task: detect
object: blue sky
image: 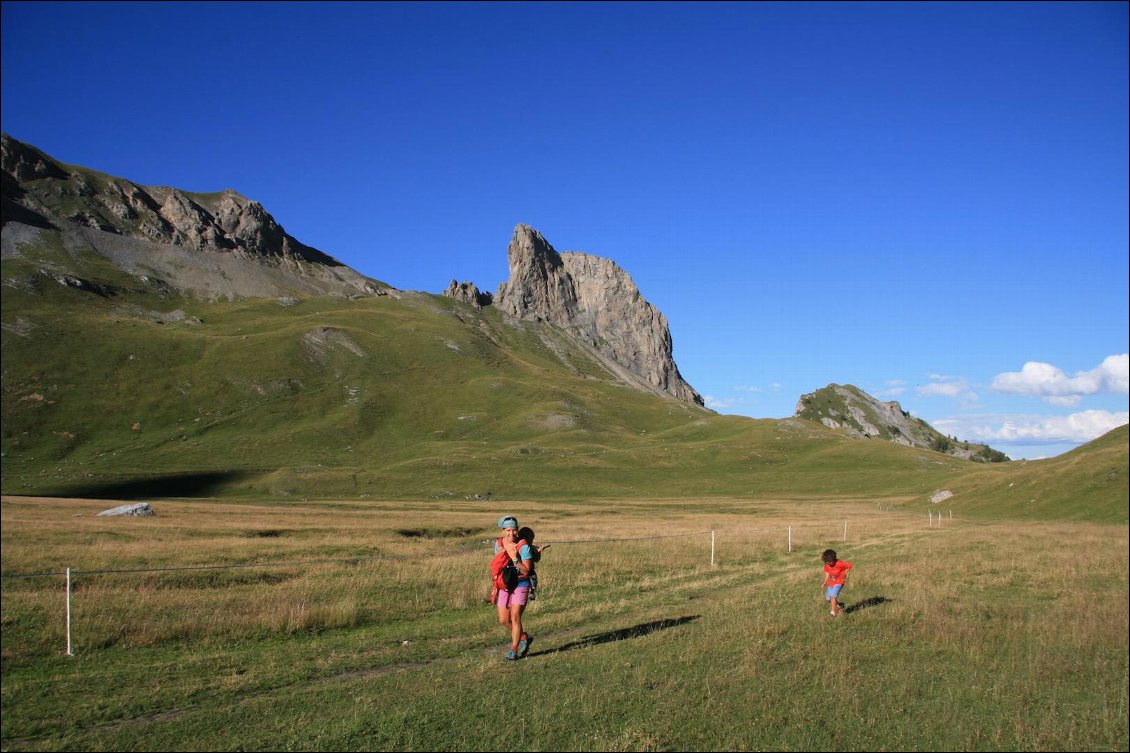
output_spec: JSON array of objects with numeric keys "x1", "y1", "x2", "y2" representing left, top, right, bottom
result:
[{"x1": 2, "y1": 1, "x2": 1127, "y2": 460}]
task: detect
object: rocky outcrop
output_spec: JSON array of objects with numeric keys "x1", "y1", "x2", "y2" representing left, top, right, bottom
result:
[
  {"x1": 302, "y1": 327, "x2": 366, "y2": 361},
  {"x1": 1, "y1": 133, "x2": 389, "y2": 299},
  {"x1": 493, "y1": 224, "x2": 703, "y2": 406},
  {"x1": 443, "y1": 279, "x2": 492, "y2": 308},
  {"x1": 795, "y1": 384, "x2": 1009, "y2": 462},
  {"x1": 96, "y1": 503, "x2": 156, "y2": 517}
]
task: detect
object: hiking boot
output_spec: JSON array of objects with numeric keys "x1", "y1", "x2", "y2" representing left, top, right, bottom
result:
[
  {"x1": 518, "y1": 634, "x2": 533, "y2": 657},
  {"x1": 504, "y1": 649, "x2": 519, "y2": 661}
]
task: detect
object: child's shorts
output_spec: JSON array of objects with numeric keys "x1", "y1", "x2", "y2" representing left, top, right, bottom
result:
[
  {"x1": 496, "y1": 586, "x2": 530, "y2": 607},
  {"x1": 825, "y1": 585, "x2": 843, "y2": 601}
]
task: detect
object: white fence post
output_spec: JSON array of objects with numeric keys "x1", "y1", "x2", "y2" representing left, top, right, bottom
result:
[
  {"x1": 66, "y1": 567, "x2": 73, "y2": 657},
  {"x1": 843, "y1": 520, "x2": 847, "y2": 541},
  {"x1": 788, "y1": 526, "x2": 792, "y2": 552},
  {"x1": 711, "y1": 530, "x2": 716, "y2": 567}
]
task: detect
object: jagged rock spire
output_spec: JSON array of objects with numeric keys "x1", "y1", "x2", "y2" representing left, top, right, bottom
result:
[{"x1": 494, "y1": 224, "x2": 704, "y2": 406}]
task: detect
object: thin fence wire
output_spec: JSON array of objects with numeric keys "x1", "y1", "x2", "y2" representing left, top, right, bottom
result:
[
  {"x1": 0, "y1": 556, "x2": 378, "y2": 580},
  {"x1": 541, "y1": 530, "x2": 712, "y2": 545}
]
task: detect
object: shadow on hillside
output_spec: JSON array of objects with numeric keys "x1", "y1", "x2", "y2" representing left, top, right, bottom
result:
[
  {"x1": 35, "y1": 470, "x2": 260, "y2": 500},
  {"x1": 528, "y1": 615, "x2": 700, "y2": 658},
  {"x1": 843, "y1": 596, "x2": 891, "y2": 614}
]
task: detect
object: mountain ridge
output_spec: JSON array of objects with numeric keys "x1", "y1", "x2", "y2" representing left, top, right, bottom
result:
[
  {"x1": 2, "y1": 133, "x2": 389, "y2": 300},
  {"x1": 4, "y1": 135, "x2": 1124, "y2": 521},
  {"x1": 3, "y1": 134, "x2": 702, "y2": 406}
]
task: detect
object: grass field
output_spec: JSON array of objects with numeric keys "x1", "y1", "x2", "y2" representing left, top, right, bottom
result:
[{"x1": 2, "y1": 495, "x2": 1126, "y2": 751}]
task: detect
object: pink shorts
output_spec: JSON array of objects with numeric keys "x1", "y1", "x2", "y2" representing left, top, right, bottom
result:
[{"x1": 496, "y1": 586, "x2": 529, "y2": 608}]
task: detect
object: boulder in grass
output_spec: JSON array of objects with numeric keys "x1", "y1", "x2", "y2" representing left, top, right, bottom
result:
[{"x1": 96, "y1": 502, "x2": 156, "y2": 517}]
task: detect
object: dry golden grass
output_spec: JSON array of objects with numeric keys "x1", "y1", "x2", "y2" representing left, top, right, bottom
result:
[
  {"x1": 2, "y1": 495, "x2": 1126, "y2": 751},
  {"x1": 0, "y1": 494, "x2": 989, "y2": 656}
]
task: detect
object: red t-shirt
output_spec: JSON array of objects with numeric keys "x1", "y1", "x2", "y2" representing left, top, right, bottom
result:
[{"x1": 824, "y1": 560, "x2": 853, "y2": 586}]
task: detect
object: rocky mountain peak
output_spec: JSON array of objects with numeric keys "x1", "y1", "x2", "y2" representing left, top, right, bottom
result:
[
  {"x1": 1, "y1": 134, "x2": 387, "y2": 299},
  {"x1": 495, "y1": 224, "x2": 580, "y2": 321},
  {"x1": 491, "y1": 224, "x2": 703, "y2": 407}
]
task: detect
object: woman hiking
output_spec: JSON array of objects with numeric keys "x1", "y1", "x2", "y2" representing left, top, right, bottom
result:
[{"x1": 492, "y1": 515, "x2": 535, "y2": 660}]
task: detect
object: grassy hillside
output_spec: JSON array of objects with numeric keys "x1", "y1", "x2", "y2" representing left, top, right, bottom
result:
[
  {"x1": 3, "y1": 235, "x2": 1127, "y2": 522},
  {"x1": 938, "y1": 424, "x2": 1129, "y2": 523}
]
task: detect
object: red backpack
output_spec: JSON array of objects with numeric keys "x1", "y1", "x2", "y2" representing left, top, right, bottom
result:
[{"x1": 490, "y1": 537, "x2": 527, "y2": 591}]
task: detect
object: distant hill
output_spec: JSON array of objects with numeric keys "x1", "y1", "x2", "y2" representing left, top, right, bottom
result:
[{"x1": 795, "y1": 383, "x2": 1009, "y2": 462}]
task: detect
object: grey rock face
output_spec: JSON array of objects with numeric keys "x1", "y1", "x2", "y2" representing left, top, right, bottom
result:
[
  {"x1": 0, "y1": 137, "x2": 69, "y2": 182},
  {"x1": 442, "y1": 279, "x2": 493, "y2": 308},
  {"x1": 494, "y1": 224, "x2": 703, "y2": 406},
  {"x1": 1, "y1": 133, "x2": 389, "y2": 300},
  {"x1": 494, "y1": 225, "x2": 581, "y2": 322}
]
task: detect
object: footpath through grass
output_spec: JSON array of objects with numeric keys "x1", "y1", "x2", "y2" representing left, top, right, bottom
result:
[{"x1": 1, "y1": 496, "x2": 1126, "y2": 751}]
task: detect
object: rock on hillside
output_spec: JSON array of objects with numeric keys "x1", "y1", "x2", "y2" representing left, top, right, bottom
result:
[
  {"x1": 795, "y1": 384, "x2": 1009, "y2": 462},
  {"x1": 491, "y1": 224, "x2": 703, "y2": 406},
  {"x1": 442, "y1": 279, "x2": 493, "y2": 309},
  {"x1": 1, "y1": 133, "x2": 388, "y2": 300}
]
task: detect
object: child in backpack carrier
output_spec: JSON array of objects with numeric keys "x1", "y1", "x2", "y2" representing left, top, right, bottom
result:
[
  {"x1": 517, "y1": 526, "x2": 549, "y2": 600},
  {"x1": 487, "y1": 525, "x2": 549, "y2": 604}
]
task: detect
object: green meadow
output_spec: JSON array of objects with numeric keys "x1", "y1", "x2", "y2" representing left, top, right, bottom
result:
[{"x1": 1, "y1": 495, "x2": 1126, "y2": 752}]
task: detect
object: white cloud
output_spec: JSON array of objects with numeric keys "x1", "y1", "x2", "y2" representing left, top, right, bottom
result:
[
  {"x1": 704, "y1": 395, "x2": 742, "y2": 410},
  {"x1": 917, "y1": 376, "x2": 977, "y2": 405},
  {"x1": 919, "y1": 382, "x2": 963, "y2": 397},
  {"x1": 735, "y1": 383, "x2": 781, "y2": 394},
  {"x1": 938, "y1": 410, "x2": 1129, "y2": 445},
  {"x1": 873, "y1": 380, "x2": 906, "y2": 398},
  {"x1": 991, "y1": 354, "x2": 1129, "y2": 403},
  {"x1": 1107, "y1": 354, "x2": 1130, "y2": 393}
]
